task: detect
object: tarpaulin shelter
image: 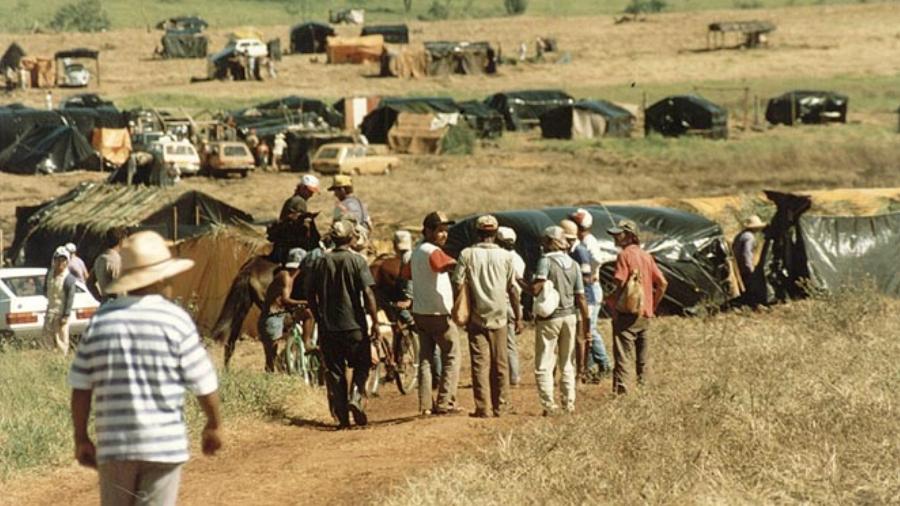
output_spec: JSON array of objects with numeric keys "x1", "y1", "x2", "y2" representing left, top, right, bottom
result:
[
  {"x1": 9, "y1": 182, "x2": 254, "y2": 269},
  {"x1": 379, "y1": 47, "x2": 428, "y2": 78},
  {"x1": 707, "y1": 20, "x2": 775, "y2": 49},
  {"x1": 744, "y1": 191, "x2": 900, "y2": 305},
  {"x1": 485, "y1": 89, "x2": 575, "y2": 131},
  {"x1": 161, "y1": 32, "x2": 208, "y2": 59},
  {"x1": 284, "y1": 131, "x2": 354, "y2": 170},
  {"x1": 765, "y1": 90, "x2": 848, "y2": 126},
  {"x1": 326, "y1": 35, "x2": 384, "y2": 64},
  {"x1": 540, "y1": 99, "x2": 635, "y2": 139},
  {"x1": 387, "y1": 112, "x2": 473, "y2": 155},
  {"x1": 0, "y1": 125, "x2": 99, "y2": 174},
  {"x1": 54, "y1": 48, "x2": 100, "y2": 86},
  {"x1": 458, "y1": 100, "x2": 504, "y2": 139},
  {"x1": 361, "y1": 24, "x2": 409, "y2": 44},
  {"x1": 1, "y1": 42, "x2": 26, "y2": 73},
  {"x1": 360, "y1": 97, "x2": 458, "y2": 144},
  {"x1": 234, "y1": 96, "x2": 344, "y2": 129},
  {"x1": 91, "y1": 128, "x2": 132, "y2": 166},
  {"x1": 0, "y1": 106, "x2": 127, "y2": 152},
  {"x1": 290, "y1": 22, "x2": 334, "y2": 54},
  {"x1": 644, "y1": 95, "x2": 728, "y2": 139},
  {"x1": 445, "y1": 205, "x2": 733, "y2": 315},
  {"x1": 18, "y1": 56, "x2": 55, "y2": 88},
  {"x1": 424, "y1": 41, "x2": 495, "y2": 76},
  {"x1": 156, "y1": 16, "x2": 208, "y2": 33}
]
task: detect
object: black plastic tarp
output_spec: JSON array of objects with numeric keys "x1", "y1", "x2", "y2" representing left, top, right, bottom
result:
[
  {"x1": 765, "y1": 90, "x2": 848, "y2": 126},
  {"x1": 484, "y1": 89, "x2": 575, "y2": 131},
  {"x1": 232, "y1": 96, "x2": 344, "y2": 130},
  {"x1": 445, "y1": 206, "x2": 733, "y2": 315},
  {"x1": 290, "y1": 22, "x2": 334, "y2": 53},
  {"x1": 0, "y1": 125, "x2": 99, "y2": 174},
  {"x1": 644, "y1": 95, "x2": 728, "y2": 139},
  {"x1": 156, "y1": 16, "x2": 208, "y2": 33},
  {"x1": 424, "y1": 41, "x2": 496, "y2": 76},
  {"x1": 540, "y1": 99, "x2": 634, "y2": 139},
  {"x1": 0, "y1": 105, "x2": 127, "y2": 153},
  {"x1": 161, "y1": 32, "x2": 208, "y2": 58},
  {"x1": 361, "y1": 24, "x2": 409, "y2": 44},
  {"x1": 1, "y1": 42, "x2": 25, "y2": 72},
  {"x1": 458, "y1": 100, "x2": 504, "y2": 139},
  {"x1": 360, "y1": 97, "x2": 459, "y2": 144}
]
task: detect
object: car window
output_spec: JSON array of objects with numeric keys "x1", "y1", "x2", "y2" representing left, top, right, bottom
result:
[
  {"x1": 224, "y1": 145, "x2": 249, "y2": 157},
  {"x1": 2, "y1": 275, "x2": 45, "y2": 297},
  {"x1": 317, "y1": 148, "x2": 339, "y2": 159}
]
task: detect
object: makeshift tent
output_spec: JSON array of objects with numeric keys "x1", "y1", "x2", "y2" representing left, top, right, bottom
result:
[
  {"x1": 161, "y1": 32, "x2": 208, "y2": 59},
  {"x1": 284, "y1": 131, "x2": 354, "y2": 170},
  {"x1": 485, "y1": 89, "x2": 575, "y2": 131},
  {"x1": 765, "y1": 90, "x2": 848, "y2": 126},
  {"x1": 644, "y1": 95, "x2": 728, "y2": 139},
  {"x1": 424, "y1": 41, "x2": 495, "y2": 76},
  {"x1": 445, "y1": 206, "x2": 733, "y2": 315},
  {"x1": 234, "y1": 96, "x2": 344, "y2": 129},
  {"x1": 540, "y1": 99, "x2": 635, "y2": 139},
  {"x1": 54, "y1": 48, "x2": 100, "y2": 86},
  {"x1": 387, "y1": 112, "x2": 473, "y2": 155},
  {"x1": 326, "y1": 35, "x2": 384, "y2": 64},
  {"x1": 61, "y1": 93, "x2": 113, "y2": 109},
  {"x1": 458, "y1": 100, "x2": 504, "y2": 139},
  {"x1": 91, "y1": 128, "x2": 132, "y2": 166},
  {"x1": 333, "y1": 96, "x2": 381, "y2": 130},
  {"x1": 156, "y1": 16, "x2": 208, "y2": 33},
  {"x1": 1, "y1": 42, "x2": 26, "y2": 73},
  {"x1": 361, "y1": 24, "x2": 409, "y2": 44},
  {"x1": 0, "y1": 105, "x2": 127, "y2": 151},
  {"x1": 18, "y1": 56, "x2": 55, "y2": 88},
  {"x1": 379, "y1": 47, "x2": 428, "y2": 78},
  {"x1": 707, "y1": 20, "x2": 775, "y2": 49},
  {"x1": 360, "y1": 97, "x2": 458, "y2": 144},
  {"x1": 744, "y1": 191, "x2": 900, "y2": 305},
  {"x1": 0, "y1": 125, "x2": 99, "y2": 174},
  {"x1": 9, "y1": 183, "x2": 254, "y2": 269},
  {"x1": 290, "y1": 22, "x2": 335, "y2": 53}
]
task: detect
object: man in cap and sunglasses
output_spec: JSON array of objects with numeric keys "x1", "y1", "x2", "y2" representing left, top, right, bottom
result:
[
  {"x1": 69, "y1": 231, "x2": 222, "y2": 505},
  {"x1": 452, "y1": 215, "x2": 523, "y2": 418},
  {"x1": 607, "y1": 220, "x2": 668, "y2": 394}
]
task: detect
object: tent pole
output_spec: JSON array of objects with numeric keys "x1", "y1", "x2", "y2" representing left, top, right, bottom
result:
[
  {"x1": 96, "y1": 54, "x2": 101, "y2": 86},
  {"x1": 194, "y1": 203, "x2": 200, "y2": 226},
  {"x1": 173, "y1": 206, "x2": 178, "y2": 241},
  {"x1": 742, "y1": 87, "x2": 749, "y2": 131},
  {"x1": 0, "y1": 230, "x2": 4, "y2": 266}
]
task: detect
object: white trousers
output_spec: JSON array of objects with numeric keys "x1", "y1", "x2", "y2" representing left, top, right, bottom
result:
[{"x1": 534, "y1": 314, "x2": 578, "y2": 412}]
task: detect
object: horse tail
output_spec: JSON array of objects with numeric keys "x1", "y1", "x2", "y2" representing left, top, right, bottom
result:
[{"x1": 212, "y1": 261, "x2": 255, "y2": 348}]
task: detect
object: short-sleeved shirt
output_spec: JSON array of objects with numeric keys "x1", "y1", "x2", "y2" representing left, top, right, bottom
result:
[
  {"x1": 92, "y1": 249, "x2": 121, "y2": 297},
  {"x1": 732, "y1": 230, "x2": 756, "y2": 276},
  {"x1": 306, "y1": 247, "x2": 375, "y2": 333},
  {"x1": 612, "y1": 244, "x2": 666, "y2": 318},
  {"x1": 452, "y1": 243, "x2": 514, "y2": 329},
  {"x1": 68, "y1": 295, "x2": 218, "y2": 464},
  {"x1": 568, "y1": 243, "x2": 595, "y2": 305},
  {"x1": 535, "y1": 251, "x2": 584, "y2": 319},
  {"x1": 279, "y1": 195, "x2": 308, "y2": 220},
  {"x1": 334, "y1": 195, "x2": 371, "y2": 230},
  {"x1": 68, "y1": 256, "x2": 89, "y2": 283},
  {"x1": 409, "y1": 242, "x2": 455, "y2": 315}
]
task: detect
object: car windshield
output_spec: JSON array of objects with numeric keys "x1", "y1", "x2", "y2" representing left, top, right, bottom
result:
[
  {"x1": 166, "y1": 144, "x2": 196, "y2": 156},
  {"x1": 224, "y1": 145, "x2": 248, "y2": 156},
  {"x1": 317, "y1": 148, "x2": 340, "y2": 159},
  {"x1": 2, "y1": 275, "x2": 45, "y2": 297}
]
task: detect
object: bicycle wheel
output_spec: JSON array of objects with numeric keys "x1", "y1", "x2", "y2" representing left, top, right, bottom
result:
[
  {"x1": 283, "y1": 326, "x2": 305, "y2": 378},
  {"x1": 305, "y1": 348, "x2": 325, "y2": 387},
  {"x1": 394, "y1": 330, "x2": 419, "y2": 395},
  {"x1": 366, "y1": 362, "x2": 385, "y2": 397}
]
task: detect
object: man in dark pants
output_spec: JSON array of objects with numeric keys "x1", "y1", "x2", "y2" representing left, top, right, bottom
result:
[{"x1": 306, "y1": 220, "x2": 379, "y2": 428}]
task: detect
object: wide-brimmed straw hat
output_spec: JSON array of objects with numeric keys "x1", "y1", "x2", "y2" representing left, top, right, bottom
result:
[
  {"x1": 106, "y1": 231, "x2": 194, "y2": 294},
  {"x1": 743, "y1": 215, "x2": 766, "y2": 230}
]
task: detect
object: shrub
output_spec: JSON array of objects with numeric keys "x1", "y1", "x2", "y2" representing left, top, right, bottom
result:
[
  {"x1": 624, "y1": 0, "x2": 668, "y2": 15},
  {"x1": 423, "y1": 1, "x2": 451, "y2": 20},
  {"x1": 49, "y1": 0, "x2": 110, "y2": 33},
  {"x1": 504, "y1": 0, "x2": 529, "y2": 15}
]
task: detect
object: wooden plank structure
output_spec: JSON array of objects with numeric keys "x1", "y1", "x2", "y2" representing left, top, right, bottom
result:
[{"x1": 707, "y1": 20, "x2": 775, "y2": 50}]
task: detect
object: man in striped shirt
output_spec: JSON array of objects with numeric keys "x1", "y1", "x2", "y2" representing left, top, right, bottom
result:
[{"x1": 69, "y1": 231, "x2": 222, "y2": 506}]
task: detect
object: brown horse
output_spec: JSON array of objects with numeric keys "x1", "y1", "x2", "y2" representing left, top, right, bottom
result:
[{"x1": 212, "y1": 216, "x2": 320, "y2": 368}]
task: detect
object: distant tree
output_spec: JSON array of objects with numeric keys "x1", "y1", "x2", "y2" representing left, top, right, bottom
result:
[
  {"x1": 504, "y1": 0, "x2": 528, "y2": 15},
  {"x1": 49, "y1": 0, "x2": 110, "y2": 32}
]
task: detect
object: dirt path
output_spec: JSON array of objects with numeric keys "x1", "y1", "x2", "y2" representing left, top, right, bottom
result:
[{"x1": 2, "y1": 346, "x2": 613, "y2": 506}]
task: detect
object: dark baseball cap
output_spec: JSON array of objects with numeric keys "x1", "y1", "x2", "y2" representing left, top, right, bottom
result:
[
  {"x1": 607, "y1": 219, "x2": 640, "y2": 237},
  {"x1": 423, "y1": 211, "x2": 455, "y2": 229}
]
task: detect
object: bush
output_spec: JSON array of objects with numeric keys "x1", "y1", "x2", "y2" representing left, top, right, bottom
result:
[
  {"x1": 624, "y1": 0, "x2": 667, "y2": 15},
  {"x1": 504, "y1": 0, "x2": 528, "y2": 15},
  {"x1": 49, "y1": 0, "x2": 110, "y2": 33},
  {"x1": 422, "y1": 1, "x2": 451, "y2": 20}
]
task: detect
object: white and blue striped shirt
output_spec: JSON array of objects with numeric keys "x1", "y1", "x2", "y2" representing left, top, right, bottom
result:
[{"x1": 68, "y1": 295, "x2": 218, "y2": 464}]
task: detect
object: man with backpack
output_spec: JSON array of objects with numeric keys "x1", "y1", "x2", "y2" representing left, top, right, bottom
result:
[{"x1": 607, "y1": 219, "x2": 668, "y2": 395}]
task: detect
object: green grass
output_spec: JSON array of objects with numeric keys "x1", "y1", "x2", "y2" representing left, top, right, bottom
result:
[
  {"x1": 0, "y1": 349, "x2": 322, "y2": 482},
  {"x1": 0, "y1": 0, "x2": 888, "y2": 33}
]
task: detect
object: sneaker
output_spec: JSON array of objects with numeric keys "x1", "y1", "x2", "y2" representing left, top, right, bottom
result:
[
  {"x1": 542, "y1": 408, "x2": 562, "y2": 417},
  {"x1": 469, "y1": 410, "x2": 491, "y2": 419},
  {"x1": 420, "y1": 409, "x2": 432, "y2": 416},
  {"x1": 348, "y1": 402, "x2": 368, "y2": 426},
  {"x1": 433, "y1": 406, "x2": 463, "y2": 416}
]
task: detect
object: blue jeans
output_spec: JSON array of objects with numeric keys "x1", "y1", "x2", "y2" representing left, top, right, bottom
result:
[
  {"x1": 585, "y1": 283, "x2": 611, "y2": 372},
  {"x1": 507, "y1": 305, "x2": 520, "y2": 384}
]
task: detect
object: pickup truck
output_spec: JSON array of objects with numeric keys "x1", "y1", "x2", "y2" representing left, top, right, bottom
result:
[{"x1": 310, "y1": 143, "x2": 398, "y2": 176}]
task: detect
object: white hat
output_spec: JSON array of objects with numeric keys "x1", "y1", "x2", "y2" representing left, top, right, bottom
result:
[
  {"x1": 497, "y1": 226, "x2": 517, "y2": 243},
  {"x1": 743, "y1": 215, "x2": 766, "y2": 230},
  {"x1": 105, "y1": 231, "x2": 194, "y2": 294},
  {"x1": 64, "y1": 242, "x2": 77, "y2": 254},
  {"x1": 393, "y1": 230, "x2": 412, "y2": 251},
  {"x1": 570, "y1": 208, "x2": 593, "y2": 230},
  {"x1": 53, "y1": 246, "x2": 70, "y2": 261},
  {"x1": 300, "y1": 174, "x2": 320, "y2": 192},
  {"x1": 285, "y1": 248, "x2": 307, "y2": 269}
]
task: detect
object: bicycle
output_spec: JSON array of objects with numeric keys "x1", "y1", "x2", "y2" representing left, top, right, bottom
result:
[
  {"x1": 278, "y1": 311, "x2": 324, "y2": 387},
  {"x1": 366, "y1": 313, "x2": 419, "y2": 397}
]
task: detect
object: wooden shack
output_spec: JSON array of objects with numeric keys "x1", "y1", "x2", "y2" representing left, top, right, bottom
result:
[{"x1": 707, "y1": 20, "x2": 775, "y2": 49}]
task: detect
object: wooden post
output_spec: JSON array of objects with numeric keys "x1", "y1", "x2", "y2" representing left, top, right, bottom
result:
[
  {"x1": 790, "y1": 92, "x2": 796, "y2": 126},
  {"x1": 742, "y1": 87, "x2": 749, "y2": 131},
  {"x1": 754, "y1": 95, "x2": 760, "y2": 128},
  {"x1": 95, "y1": 54, "x2": 101, "y2": 87},
  {"x1": 194, "y1": 203, "x2": 200, "y2": 226},
  {"x1": 172, "y1": 206, "x2": 178, "y2": 241}
]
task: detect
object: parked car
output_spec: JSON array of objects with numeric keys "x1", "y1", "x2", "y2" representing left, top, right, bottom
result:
[
  {"x1": 149, "y1": 137, "x2": 201, "y2": 176},
  {"x1": 311, "y1": 143, "x2": 398, "y2": 175},
  {"x1": 0, "y1": 268, "x2": 99, "y2": 347},
  {"x1": 61, "y1": 63, "x2": 91, "y2": 87},
  {"x1": 203, "y1": 141, "x2": 255, "y2": 178},
  {"x1": 228, "y1": 38, "x2": 268, "y2": 57}
]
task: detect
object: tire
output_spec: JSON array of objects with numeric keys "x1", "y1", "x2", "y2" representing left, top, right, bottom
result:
[
  {"x1": 394, "y1": 329, "x2": 419, "y2": 395},
  {"x1": 305, "y1": 348, "x2": 325, "y2": 387},
  {"x1": 366, "y1": 362, "x2": 385, "y2": 397},
  {"x1": 283, "y1": 331, "x2": 305, "y2": 377},
  {"x1": 240, "y1": 169, "x2": 249, "y2": 178}
]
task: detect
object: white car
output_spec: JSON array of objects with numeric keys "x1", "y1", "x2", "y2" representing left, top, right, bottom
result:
[
  {"x1": 0, "y1": 268, "x2": 99, "y2": 347},
  {"x1": 227, "y1": 38, "x2": 268, "y2": 57},
  {"x1": 62, "y1": 63, "x2": 91, "y2": 87},
  {"x1": 149, "y1": 138, "x2": 202, "y2": 176}
]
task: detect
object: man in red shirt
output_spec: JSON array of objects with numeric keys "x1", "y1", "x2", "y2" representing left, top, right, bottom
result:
[{"x1": 607, "y1": 219, "x2": 668, "y2": 394}]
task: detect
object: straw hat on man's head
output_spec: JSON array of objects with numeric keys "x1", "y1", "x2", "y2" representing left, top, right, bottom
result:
[
  {"x1": 743, "y1": 215, "x2": 766, "y2": 231},
  {"x1": 106, "y1": 231, "x2": 194, "y2": 294}
]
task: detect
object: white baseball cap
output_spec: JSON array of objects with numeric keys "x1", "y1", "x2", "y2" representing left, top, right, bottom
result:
[
  {"x1": 300, "y1": 174, "x2": 320, "y2": 192},
  {"x1": 497, "y1": 226, "x2": 517, "y2": 243}
]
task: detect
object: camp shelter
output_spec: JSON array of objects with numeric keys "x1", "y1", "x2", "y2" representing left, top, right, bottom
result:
[
  {"x1": 445, "y1": 206, "x2": 733, "y2": 315},
  {"x1": 326, "y1": 35, "x2": 384, "y2": 64},
  {"x1": 0, "y1": 125, "x2": 99, "y2": 174},
  {"x1": 290, "y1": 22, "x2": 335, "y2": 53},
  {"x1": 91, "y1": 128, "x2": 132, "y2": 166},
  {"x1": 424, "y1": 41, "x2": 496, "y2": 76},
  {"x1": 1, "y1": 42, "x2": 25, "y2": 73},
  {"x1": 707, "y1": 20, "x2": 775, "y2": 49},
  {"x1": 540, "y1": 99, "x2": 635, "y2": 139},
  {"x1": 765, "y1": 90, "x2": 848, "y2": 126},
  {"x1": 54, "y1": 48, "x2": 100, "y2": 86},
  {"x1": 18, "y1": 56, "x2": 55, "y2": 88},
  {"x1": 379, "y1": 47, "x2": 428, "y2": 78},
  {"x1": 484, "y1": 89, "x2": 575, "y2": 131},
  {"x1": 458, "y1": 100, "x2": 504, "y2": 139},
  {"x1": 361, "y1": 24, "x2": 409, "y2": 44},
  {"x1": 156, "y1": 16, "x2": 208, "y2": 33},
  {"x1": 161, "y1": 32, "x2": 208, "y2": 59},
  {"x1": 284, "y1": 131, "x2": 354, "y2": 170},
  {"x1": 333, "y1": 96, "x2": 381, "y2": 130},
  {"x1": 9, "y1": 183, "x2": 254, "y2": 269},
  {"x1": 387, "y1": 111, "x2": 473, "y2": 155},
  {"x1": 236, "y1": 96, "x2": 344, "y2": 129},
  {"x1": 644, "y1": 95, "x2": 728, "y2": 139},
  {"x1": 360, "y1": 97, "x2": 459, "y2": 144}
]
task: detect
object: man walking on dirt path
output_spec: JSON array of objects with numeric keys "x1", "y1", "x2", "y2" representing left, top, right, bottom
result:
[
  {"x1": 531, "y1": 226, "x2": 590, "y2": 416},
  {"x1": 329, "y1": 175, "x2": 372, "y2": 232},
  {"x1": 453, "y1": 215, "x2": 522, "y2": 418},
  {"x1": 607, "y1": 219, "x2": 668, "y2": 395},
  {"x1": 44, "y1": 246, "x2": 76, "y2": 355},
  {"x1": 497, "y1": 226, "x2": 526, "y2": 387},
  {"x1": 408, "y1": 211, "x2": 462, "y2": 416},
  {"x1": 305, "y1": 220, "x2": 379, "y2": 428},
  {"x1": 69, "y1": 231, "x2": 222, "y2": 506},
  {"x1": 259, "y1": 248, "x2": 307, "y2": 372}
]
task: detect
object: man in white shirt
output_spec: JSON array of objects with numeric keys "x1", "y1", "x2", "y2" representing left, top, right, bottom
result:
[{"x1": 496, "y1": 226, "x2": 525, "y2": 387}]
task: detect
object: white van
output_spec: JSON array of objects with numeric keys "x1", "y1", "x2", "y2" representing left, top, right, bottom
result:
[{"x1": 149, "y1": 138, "x2": 201, "y2": 176}]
